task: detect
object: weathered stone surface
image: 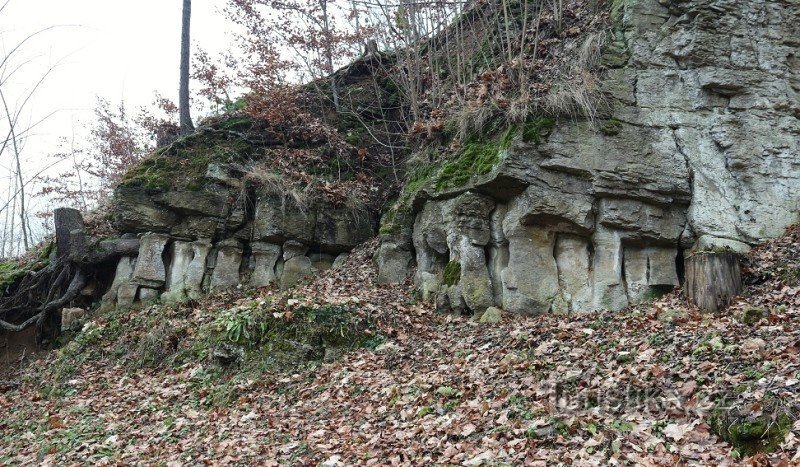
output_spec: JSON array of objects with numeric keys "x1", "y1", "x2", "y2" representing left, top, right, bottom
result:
[
  {"x1": 376, "y1": 233, "x2": 414, "y2": 284},
  {"x1": 100, "y1": 256, "x2": 136, "y2": 312},
  {"x1": 598, "y1": 199, "x2": 685, "y2": 243},
  {"x1": 591, "y1": 228, "x2": 628, "y2": 311},
  {"x1": 210, "y1": 239, "x2": 243, "y2": 291},
  {"x1": 162, "y1": 241, "x2": 194, "y2": 303},
  {"x1": 511, "y1": 182, "x2": 594, "y2": 234},
  {"x1": 501, "y1": 225, "x2": 559, "y2": 314},
  {"x1": 479, "y1": 306, "x2": 503, "y2": 324},
  {"x1": 412, "y1": 201, "x2": 448, "y2": 288},
  {"x1": 309, "y1": 253, "x2": 336, "y2": 272},
  {"x1": 171, "y1": 217, "x2": 223, "y2": 239},
  {"x1": 138, "y1": 287, "x2": 160, "y2": 305},
  {"x1": 281, "y1": 255, "x2": 312, "y2": 289},
  {"x1": 154, "y1": 191, "x2": 230, "y2": 218},
  {"x1": 488, "y1": 204, "x2": 509, "y2": 306},
  {"x1": 250, "y1": 242, "x2": 281, "y2": 287},
  {"x1": 454, "y1": 238, "x2": 494, "y2": 314},
  {"x1": 283, "y1": 240, "x2": 309, "y2": 261},
  {"x1": 315, "y1": 208, "x2": 375, "y2": 252},
  {"x1": 116, "y1": 283, "x2": 138, "y2": 312},
  {"x1": 112, "y1": 187, "x2": 179, "y2": 233},
  {"x1": 132, "y1": 233, "x2": 170, "y2": 288},
  {"x1": 205, "y1": 163, "x2": 242, "y2": 188},
  {"x1": 185, "y1": 239, "x2": 212, "y2": 300},
  {"x1": 331, "y1": 253, "x2": 349, "y2": 270},
  {"x1": 623, "y1": 246, "x2": 679, "y2": 303},
  {"x1": 554, "y1": 235, "x2": 593, "y2": 313},
  {"x1": 253, "y1": 195, "x2": 315, "y2": 244},
  {"x1": 695, "y1": 235, "x2": 751, "y2": 254}
]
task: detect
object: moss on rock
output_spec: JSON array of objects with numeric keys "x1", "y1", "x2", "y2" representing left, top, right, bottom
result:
[
  {"x1": 119, "y1": 129, "x2": 257, "y2": 192},
  {"x1": 710, "y1": 408, "x2": 792, "y2": 456},
  {"x1": 522, "y1": 117, "x2": 556, "y2": 144},
  {"x1": 435, "y1": 141, "x2": 501, "y2": 191},
  {"x1": 443, "y1": 261, "x2": 462, "y2": 286}
]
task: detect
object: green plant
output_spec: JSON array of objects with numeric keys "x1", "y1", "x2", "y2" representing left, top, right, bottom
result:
[
  {"x1": 522, "y1": 117, "x2": 556, "y2": 144},
  {"x1": 443, "y1": 261, "x2": 462, "y2": 286},
  {"x1": 599, "y1": 118, "x2": 623, "y2": 136}
]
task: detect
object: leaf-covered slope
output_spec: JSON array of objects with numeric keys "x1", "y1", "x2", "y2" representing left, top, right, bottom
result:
[{"x1": 2, "y1": 226, "x2": 799, "y2": 464}]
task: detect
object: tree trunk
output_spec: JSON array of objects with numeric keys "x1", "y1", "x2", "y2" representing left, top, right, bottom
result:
[
  {"x1": 321, "y1": 0, "x2": 340, "y2": 112},
  {"x1": 685, "y1": 252, "x2": 743, "y2": 311},
  {"x1": 179, "y1": 0, "x2": 194, "y2": 134}
]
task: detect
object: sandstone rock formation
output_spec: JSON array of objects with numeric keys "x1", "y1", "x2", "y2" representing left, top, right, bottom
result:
[{"x1": 378, "y1": 0, "x2": 800, "y2": 315}]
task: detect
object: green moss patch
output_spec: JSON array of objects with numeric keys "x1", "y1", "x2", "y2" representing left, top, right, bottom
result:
[
  {"x1": 710, "y1": 408, "x2": 792, "y2": 456},
  {"x1": 522, "y1": 117, "x2": 556, "y2": 144},
  {"x1": 443, "y1": 261, "x2": 462, "y2": 286},
  {"x1": 599, "y1": 118, "x2": 623, "y2": 136},
  {"x1": 435, "y1": 141, "x2": 501, "y2": 191},
  {"x1": 119, "y1": 129, "x2": 257, "y2": 192},
  {"x1": 0, "y1": 261, "x2": 27, "y2": 289}
]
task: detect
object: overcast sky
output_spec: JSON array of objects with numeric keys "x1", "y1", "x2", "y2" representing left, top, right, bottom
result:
[
  {"x1": 0, "y1": 0, "x2": 232, "y2": 246},
  {"x1": 2, "y1": 0, "x2": 230, "y2": 148}
]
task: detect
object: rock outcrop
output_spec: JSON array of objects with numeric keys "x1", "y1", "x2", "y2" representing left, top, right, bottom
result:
[
  {"x1": 105, "y1": 149, "x2": 377, "y2": 310},
  {"x1": 378, "y1": 0, "x2": 800, "y2": 315}
]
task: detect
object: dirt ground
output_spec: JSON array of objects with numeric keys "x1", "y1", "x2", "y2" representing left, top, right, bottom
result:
[{"x1": 0, "y1": 327, "x2": 37, "y2": 379}]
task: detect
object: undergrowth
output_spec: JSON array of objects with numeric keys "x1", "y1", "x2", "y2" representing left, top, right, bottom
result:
[{"x1": 32, "y1": 292, "x2": 378, "y2": 402}]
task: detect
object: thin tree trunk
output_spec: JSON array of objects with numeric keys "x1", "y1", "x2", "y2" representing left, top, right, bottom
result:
[
  {"x1": 0, "y1": 89, "x2": 28, "y2": 251},
  {"x1": 179, "y1": 0, "x2": 194, "y2": 134},
  {"x1": 321, "y1": 0, "x2": 340, "y2": 112}
]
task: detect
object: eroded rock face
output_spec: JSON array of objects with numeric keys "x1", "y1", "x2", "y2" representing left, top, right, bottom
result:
[
  {"x1": 100, "y1": 256, "x2": 136, "y2": 312},
  {"x1": 210, "y1": 239, "x2": 244, "y2": 291},
  {"x1": 131, "y1": 233, "x2": 169, "y2": 288},
  {"x1": 379, "y1": 0, "x2": 800, "y2": 314},
  {"x1": 102, "y1": 233, "x2": 321, "y2": 310},
  {"x1": 250, "y1": 242, "x2": 282, "y2": 287}
]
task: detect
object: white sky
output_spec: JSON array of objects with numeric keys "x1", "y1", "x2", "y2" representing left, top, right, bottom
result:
[
  {"x1": 2, "y1": 0, "x2": 231, "y2": 149},
  {"x1": 0, "y1": 0, "x2": 232, "y2": 249}
]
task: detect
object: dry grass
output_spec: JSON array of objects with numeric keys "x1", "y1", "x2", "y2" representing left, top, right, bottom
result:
[
  {"x1": 243, "y1": 162, "x2": 311, "y2": 213},
  {"x1": 454, "y1": 103, "x2": 497, "y2": 141},
  {"x1": 544, "y1": 31, "x2": 606, "y2": 122}
]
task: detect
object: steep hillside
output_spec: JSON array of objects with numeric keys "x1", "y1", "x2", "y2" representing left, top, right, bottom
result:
[
  {"x1": 2, "y1": 226, "x2": 799, "y2": 464},
  {"x1": 1, "y1": 0, "x2": 799, "y2": 463}
]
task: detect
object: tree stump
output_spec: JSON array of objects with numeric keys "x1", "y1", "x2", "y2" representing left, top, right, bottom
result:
[
  {"x1": 685, "y1": 251, "x2": 743, "y2": 311},
  {"x1": 54, "y1": 207, "x2": 86, "y2": 264}
]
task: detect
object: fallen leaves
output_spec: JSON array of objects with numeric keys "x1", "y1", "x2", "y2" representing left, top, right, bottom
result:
[{"x1": 1, "y1": 228, "x2": 800, "y2": 465}]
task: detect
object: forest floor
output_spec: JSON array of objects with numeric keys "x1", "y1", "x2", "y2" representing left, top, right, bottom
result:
[{"x1": 1, "y1": 229, "x2": 800, "y2": 465}]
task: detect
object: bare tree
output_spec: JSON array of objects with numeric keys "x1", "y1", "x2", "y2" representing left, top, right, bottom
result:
[
  {"x1": 0, "y1": 1, "x2": 65, "y2": 256},
  {"x1": 179, "y1": 0, "x2": 194, "y2": 134}
]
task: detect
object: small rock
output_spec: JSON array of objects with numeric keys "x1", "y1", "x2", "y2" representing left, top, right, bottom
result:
[
  {"x1": 740, "y1": 306, "x2": 765, "y2": 325},
  {"x1": 375, "y1": 341, "x2": 401, "y2": 353},
  {"x1": 61, "y1": 307, "x2": 86, "y2": 329},
  {"x1": 741, "y1": 338, "x2": 766, "y2": 354},
  {"x1": 658, "y1": 309, "x2": 688, "y2": 323},
  {"x1": 479, "y1": 307, "x2": 503, "y2": 324}
]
